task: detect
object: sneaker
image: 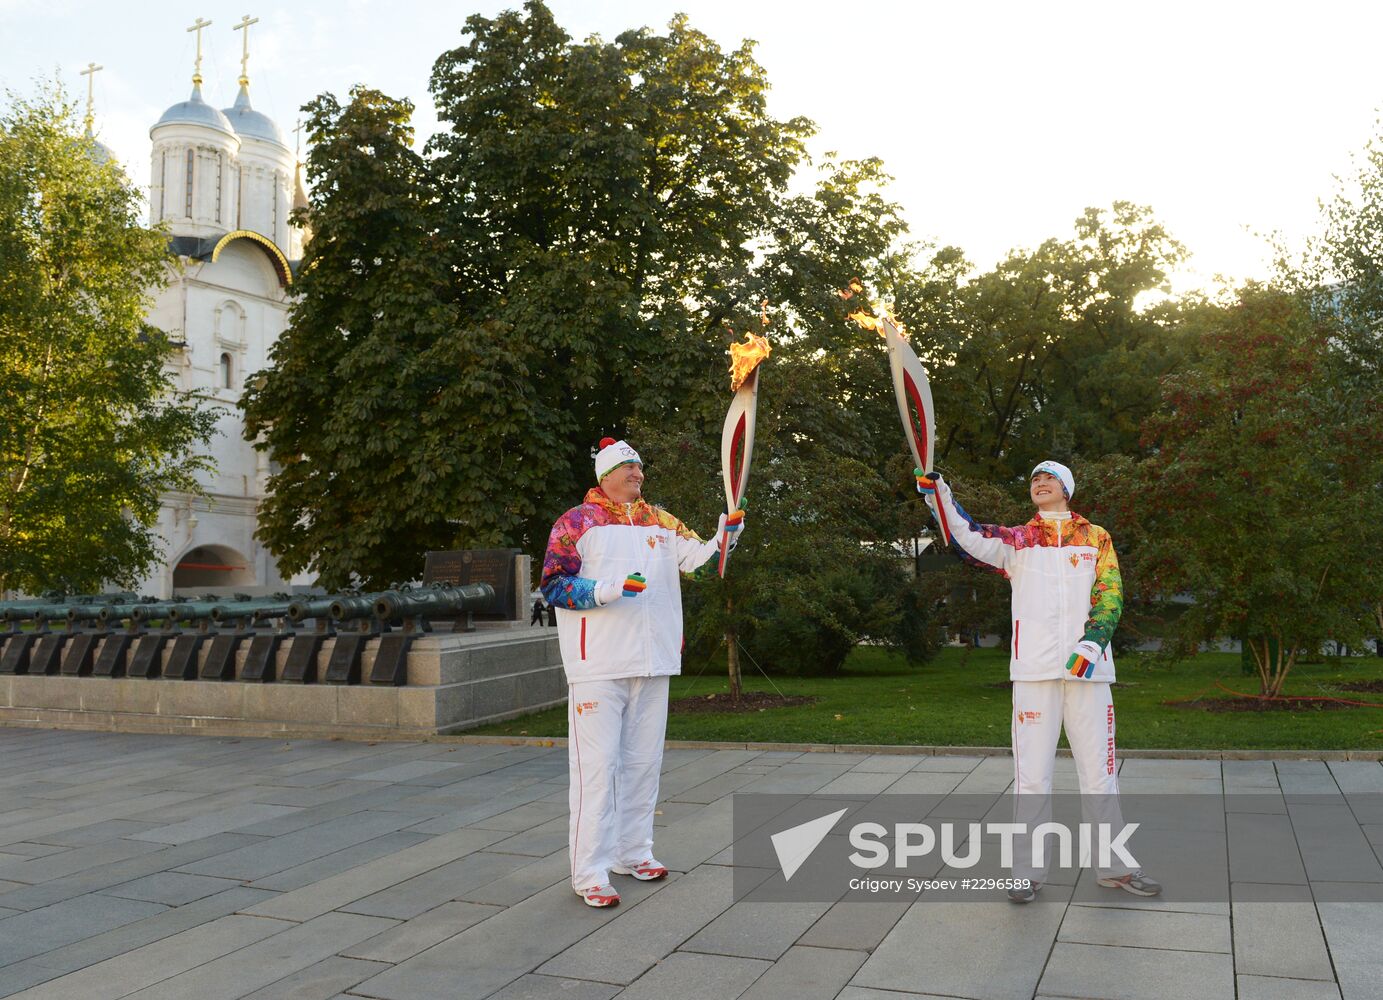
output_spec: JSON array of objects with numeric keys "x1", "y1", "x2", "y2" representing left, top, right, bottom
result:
[
  {"x1": 1098, "y1": 870, "x2": 1162, "y2": 896},
  {"x1": 611, "y1": 859, "x2": 669, "y2": 881},
  {"x1": 1008, "y1": 880, "x2": 1042, "y2": 903},
  {"x1": 576, "y1": 884, "x2": 620, "y2": 907}
]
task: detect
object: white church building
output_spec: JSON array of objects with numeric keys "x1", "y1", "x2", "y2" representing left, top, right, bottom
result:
[{"x1": 126, "y1": 21, "x2": 309, "y2": 598}]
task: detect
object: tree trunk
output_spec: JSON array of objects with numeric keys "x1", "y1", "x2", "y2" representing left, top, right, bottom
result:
[{"x1": 725, "y1": 596, "x2": 741, "y2": 703}]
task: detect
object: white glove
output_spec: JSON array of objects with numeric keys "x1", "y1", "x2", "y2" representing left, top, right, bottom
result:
[
  {"x1": 1066, "y1": 639, "x2": 1103, "y2": 678},
  {"x1": 595, "y1": 573, "x2": 648, "y2": 606}
]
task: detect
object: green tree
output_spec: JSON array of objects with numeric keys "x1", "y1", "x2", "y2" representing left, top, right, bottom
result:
[
  {"x1": 246, "y1": 2, "x2": 820, "y2": 587},
  {"x1": 899, "y1": 202, "x2": 1190, "y2": 484},
  {"x1": 1127, "y1": 287, "x2": 1378, "y2": 695},
  {"x1": 0, "y1": 83, "x2": 215, "y2": 595},
  {"x1": 1292, "y1": 121, "x2": 1383, "y2": 653},
  {"x1": 241, "y1": 86, "x2": 468, "y2": 588},
  {"x1": 631, "y1": 156, "x2": 939, "y2": 682}
]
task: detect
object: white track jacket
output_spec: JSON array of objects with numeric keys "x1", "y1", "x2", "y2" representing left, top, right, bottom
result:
[
  {"x1": 928, "y1": 478, "x2": 1125, "y2": 683},
  {"x1": 541, "y1": 488, "x2": 723, "y2": 684}
]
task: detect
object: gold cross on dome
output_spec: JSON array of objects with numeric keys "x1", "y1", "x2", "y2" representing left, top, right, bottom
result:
[
  {"x1": 79, "y1": 61, "x2": 103, "y2": 132},
  {"x1": 233, "y1": 14, "x2": 259, "y2": 87},
  {"x1": 185, "y1": 17, "x2": 212, "y2": 85}
]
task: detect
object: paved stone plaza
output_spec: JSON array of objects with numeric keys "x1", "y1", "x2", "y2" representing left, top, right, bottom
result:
[{"x1": 1, "y1": 727, "x2": 1380, "y2": 999}]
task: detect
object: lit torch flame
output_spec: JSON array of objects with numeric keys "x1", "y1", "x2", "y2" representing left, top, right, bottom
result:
[
  {"x1": 847, "y1": 307, "x2": 909, "y2": 342},
  {"x1": 728, "y1": 331, "x2": 771, "y2": 391}
]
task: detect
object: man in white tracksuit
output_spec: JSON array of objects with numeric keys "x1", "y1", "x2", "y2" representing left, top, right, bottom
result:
[
  {"x1": 542, "y1": 438, "x2": 743, "y2": 907},
  {"x1": 916, "y1": 461, "x2": 1160, "y2": 901}
]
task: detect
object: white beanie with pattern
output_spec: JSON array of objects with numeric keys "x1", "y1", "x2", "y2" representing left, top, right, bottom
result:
[{"x1": 595, "y1": 437, "x2": 642, "y2": 481}]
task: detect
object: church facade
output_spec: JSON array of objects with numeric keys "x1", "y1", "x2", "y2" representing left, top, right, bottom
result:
[{"x1": 130, "y1": 48, "x2": 309, "y2": 598}]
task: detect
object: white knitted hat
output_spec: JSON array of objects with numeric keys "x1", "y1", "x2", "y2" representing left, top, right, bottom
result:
[
  {"x1": 595, "y1": 438, "x2": 642, "y2": 481},
  {"x1": 1031, "y1": 460, "x2": 1075, "y2": 500}
]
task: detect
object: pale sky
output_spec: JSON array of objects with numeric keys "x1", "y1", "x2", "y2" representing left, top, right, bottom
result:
[{"x1": 4, "y1": 0, "x2": 1381, "y2": 292}]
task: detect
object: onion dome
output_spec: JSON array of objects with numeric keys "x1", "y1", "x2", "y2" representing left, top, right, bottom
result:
[
  {"x1": 155, "y1": 82, "x2": 235, "y2": 137},
  {"x1": 222, "y1": 83, "x2": 288, "y2": 149}
]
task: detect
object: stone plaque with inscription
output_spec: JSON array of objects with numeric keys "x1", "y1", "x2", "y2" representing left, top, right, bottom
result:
[{"x1": 423, "y1": 548, "x2": 521, "y2": 620}]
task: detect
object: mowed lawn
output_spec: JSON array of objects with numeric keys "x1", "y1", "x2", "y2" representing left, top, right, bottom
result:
[{"x1": 470, "y1": 647, "x2": 1383, "y2": 750}]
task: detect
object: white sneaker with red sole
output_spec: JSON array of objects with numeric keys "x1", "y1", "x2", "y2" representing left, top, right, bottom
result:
[
  {"x1": 611, "y1": 859, "x2": 669, "y2": 881},
  {"x1": 576, "y1": 884, "x2": 620, "y2": 907}
]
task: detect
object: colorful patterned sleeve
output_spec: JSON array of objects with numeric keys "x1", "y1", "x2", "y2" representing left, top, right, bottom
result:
[
  {"x1": 1080, "y1": 528, "x2": 1124, "y2": 651},
  {"x1": 934, "y1": 478, "x2": 1019, "y2": 579},
  {"x1": 540, "y1": 508, "x2": 600, "y2": 610}
]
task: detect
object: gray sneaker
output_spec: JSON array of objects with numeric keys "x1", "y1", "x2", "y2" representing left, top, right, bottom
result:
[
  {"x1": 1098, "y1": 870, "x2": 1162, "y2": 896},
  {"x1": 1007, "y1": 880, "x2": 1041, "y2": 903}
]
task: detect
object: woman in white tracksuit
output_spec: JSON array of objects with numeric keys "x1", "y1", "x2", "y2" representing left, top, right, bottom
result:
[
  {"x1": 541, "y1": 438, "x2": 742, "y2": 907},
  {"x1": 916, "y1": 460, "x2": 1160, "y2": 900}
]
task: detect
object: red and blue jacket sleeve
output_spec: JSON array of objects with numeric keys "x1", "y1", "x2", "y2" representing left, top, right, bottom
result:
[
  {"x1": 930, "y1": 478, "x2": 1018, "y2": 578},
  {"x1": 540, "y1": 508, "x2": 601, "y2": 610}
]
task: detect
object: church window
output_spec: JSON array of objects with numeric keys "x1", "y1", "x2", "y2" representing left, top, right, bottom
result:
[
  {"x1": 219, "y1": 352, "x2": 233, "y2": 389},
  {"x1": 185, "y1": 148, "x2": 194, "y2": 217}
]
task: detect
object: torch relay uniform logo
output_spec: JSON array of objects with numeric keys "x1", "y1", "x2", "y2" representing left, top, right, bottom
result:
[{"x1": 768, "y1": 808, "x2": 1139, "y2": 882}]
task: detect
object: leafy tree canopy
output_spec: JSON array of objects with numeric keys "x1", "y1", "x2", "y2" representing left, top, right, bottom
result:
[{"x1": 0, "y1": 82, "x2": 215, "y2": 595}]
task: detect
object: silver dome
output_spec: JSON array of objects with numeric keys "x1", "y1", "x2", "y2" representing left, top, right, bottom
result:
[
  {"x1": 222, "y1": 85, "x2": 288, "y2": 149},
  {"x1": 154, "y1": 83, "x2": 236, "y2": 137}
]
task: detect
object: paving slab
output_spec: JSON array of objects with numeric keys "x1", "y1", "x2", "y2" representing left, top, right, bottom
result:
[
  {"x1": 855, "y1": 896, "x2": 1067, "y2": 1000},
  {"x1": 177, "y1": 807, "x2": 420, "y2": 880},
  {"x1": 116, "y1": 910, "x2": 398, "y2": 1000},
  {"x1": 245, "y1": 825, "x2": 510, "y2": 922},
  {"x1": 0, "y1": 892, "x2": 167, "y2": 968},
  {"x1": 616, "y1": 950, "x2": 771, "y2": 1000},
  {"x1": 342, "y1": 900, "x2": 503, "y2": 963},
  {"x1": 239, "y1": 956, "x2": 391, "y2": 999},
  {"x1": 538, "y1": 865, "x2": 738, "y2": 984},
  {"x1": 129, "y1": 802, "x2": 301, "y2": 845},
  {"x1": 2, "y1": 913, "x2": 286, "y2": 1000},
  {"x1": 1057, "y1": 903, "x2": 1231, "y2": 953},
  {"x1": 481, "y1": 974, "x2": 620, "y2": 1000},
  {"x1": 737, "y1": 945, "x2": 867, "y2": 1000},
  {"x1": 1316, "y1": 901, "x2": 1383, "y2": 1000},
  {"x1": 248, "y1": 830, "x2": 433, "y2": 892},
  {"x1": 796, "y1": 899, "x2": 910, "y2": 952},
  {"x1": 1236, "y1": 975, "x2": 1344, "y2": 1000},
  {"x1": 1038, "y1": 941, "x2": 1235, "y2": 1000},
  {"x1": 101, "y1": 871, "x2": 242, "y2": 905},
  {"x1": 1233, "y1": 892, "x2": 1336, "y2": 981},
  {"x1": 351, "y1": 879, "x2": 667, "y2": 1000}
]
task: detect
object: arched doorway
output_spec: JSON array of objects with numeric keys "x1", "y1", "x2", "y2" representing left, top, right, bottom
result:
[{"x1": 173, "y1": 544, "x2": 255, "y2": 589}]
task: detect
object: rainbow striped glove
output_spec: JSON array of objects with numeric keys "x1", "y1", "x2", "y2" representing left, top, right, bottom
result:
[
  {"x1": 915, "y1": 469, "x2": 938, "y2": 496},
  {"x1": 595, "y1": 576, "x2": 646, "y2": 605},
  {"x1": 1065, "y1": 639, "x2": 1103, "y2": 678}
]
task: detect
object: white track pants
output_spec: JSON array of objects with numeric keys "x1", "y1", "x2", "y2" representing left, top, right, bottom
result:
[
  {"x1": 567, "y1": 675, "x2": 669, "y2": 892},
  {"x1": 1011, "y1": 679, "x2": 1128, "y2": 881}
]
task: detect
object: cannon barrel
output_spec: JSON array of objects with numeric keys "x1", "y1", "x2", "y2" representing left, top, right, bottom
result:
[
  {"x1": 286, "y1": 597, "x2": 338, "y2": 624},
  {"x1": 2, "y1": 603, "x2": 73, "y2": 623},
  {"x1": 160, "y1": 601, "x2": 229, "y2": 624},
  {"x1": 209, "y1": 602, "x2": 293, "y2": 624},
  {"x1": 90, "y1": 604, "x2": 139, "y2": 623},
  {"x1": 373, "y1": 583, "x2": 495, "y2": 621},
  {"x1": 329, "y1": 592, "x2": 396, "y2": 622}
]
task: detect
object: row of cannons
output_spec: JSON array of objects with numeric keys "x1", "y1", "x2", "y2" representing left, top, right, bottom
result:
[{"x1": 0, "y1": 583, "x2": 495, "y2": 687}]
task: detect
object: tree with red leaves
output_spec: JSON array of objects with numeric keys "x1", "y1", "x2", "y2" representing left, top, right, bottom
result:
[{"x1": 1125, "y1": 286, "x2": 1382, "y2": 695}]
